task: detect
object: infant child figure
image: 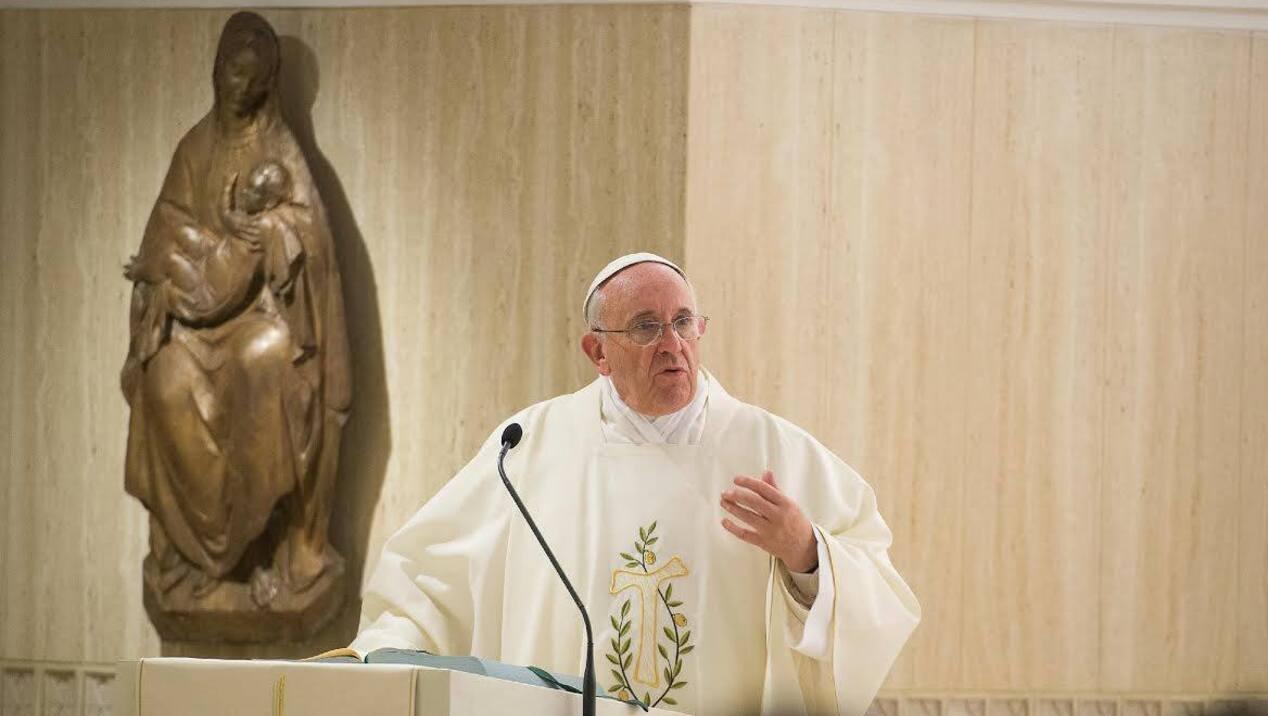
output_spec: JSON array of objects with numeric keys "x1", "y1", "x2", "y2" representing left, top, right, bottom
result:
[
  {"x1": 232, "y1": 160, "x2": 306, "y2": 301},
  {"x1": 125, "y1": 159, "x2": 306, "y2": 332}
]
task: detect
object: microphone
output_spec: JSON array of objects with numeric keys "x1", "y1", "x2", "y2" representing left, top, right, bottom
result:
[
  {"x1": 497, "y1": 422, "x2": 596, "y2": 716},
  {"x1": 501, "y1": 422, "x2": 523, "y2": 450}
]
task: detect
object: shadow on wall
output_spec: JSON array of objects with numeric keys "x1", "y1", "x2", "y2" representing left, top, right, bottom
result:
[
  {"x1": 160, "y1": 35, "x2": 393, "y2": 659},
  {"x1": 279, "y1": 34, "x2": 394, "y2": 653}
]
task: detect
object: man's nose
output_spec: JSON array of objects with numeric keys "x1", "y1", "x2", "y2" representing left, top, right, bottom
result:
[{"x1": 655, "y1": 322, "x2": 685, "y2": 352}]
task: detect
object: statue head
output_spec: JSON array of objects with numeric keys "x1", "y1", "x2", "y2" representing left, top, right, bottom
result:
[{"x1": 212, "y1": 12, "x2": 280, "y2": 119}]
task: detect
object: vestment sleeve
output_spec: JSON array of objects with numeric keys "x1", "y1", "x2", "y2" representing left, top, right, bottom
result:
[
  {"x1": 349, "y1": 429, "x2": 513, "y2": 658},
  {"x1": 766, "y1": 436, "x2": 921, "y2": 716},
  {"x1": 776, "y1": 528, "x2": 832, "y2": 658}
]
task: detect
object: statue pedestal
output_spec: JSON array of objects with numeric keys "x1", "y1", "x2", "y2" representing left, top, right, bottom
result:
[{"x1": 142, "y1": 555, "x2": 346, "y2": 643}]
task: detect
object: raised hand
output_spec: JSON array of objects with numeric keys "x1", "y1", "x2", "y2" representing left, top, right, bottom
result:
[{"x1": 720, "y1": 470, "x2": 818, "y2": 573}]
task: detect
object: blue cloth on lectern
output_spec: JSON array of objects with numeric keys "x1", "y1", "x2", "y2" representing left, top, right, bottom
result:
[{"x1": 318, "y1": 648, "x2": 645, "y2": 710}]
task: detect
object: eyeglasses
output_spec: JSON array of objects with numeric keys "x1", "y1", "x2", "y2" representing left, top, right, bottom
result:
[{"x1": 591, "y1": 315, "x2": 709, "y2": 346}]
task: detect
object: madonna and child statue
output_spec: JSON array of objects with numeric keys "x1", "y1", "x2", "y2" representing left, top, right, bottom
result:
[{"x1": 120, "y1": 11, "x2": 352, "y2": 642}]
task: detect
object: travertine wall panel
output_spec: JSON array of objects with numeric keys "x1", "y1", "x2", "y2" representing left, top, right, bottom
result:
[
  {"x1": 686, "y1": 9, "x2": 979, "y2": 690},
  {"x1": 0, "y1": 11, "x2": 163, "y2": 665},
  {"x1": 829, "y1": 13, "x2": 978, "y2": 690},
  {"x1": 1098, "y1": 27, "x2": 1249, "y2": 692},
  {"x1": 1236, "y1": 31, "x2": 1268, "y2": 693},
  {"x1": 962, "y1": 19, "x2": 1112, "y2": 690}
]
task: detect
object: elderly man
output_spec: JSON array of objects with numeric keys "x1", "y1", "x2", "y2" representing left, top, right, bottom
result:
[{"x1": 349, "y1": 253, "x2": 920, "y2": 715}]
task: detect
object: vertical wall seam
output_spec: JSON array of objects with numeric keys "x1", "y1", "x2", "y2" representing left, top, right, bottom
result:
[
  {"x1": 824, "y1": 0, "x2": 840, "y2": 427},
  {"x1": 35, "y1": 663, "x2": 44, "y2": 716},
  {"x1": 32, "y1": 10, "x2": 52, "y2": 667},
  {"x1": 1230, "y1": 29, "x2": 1256, "y2": 691},
  {"x1": 680, "y1": 2, "x2": 696, "y2": 276},
  {"x1": 1095, "y1": 22, "x2": 1120, "y2": 694},
  {"x1": 959, "y1": 14, "x2": 982, "y2": 690}
]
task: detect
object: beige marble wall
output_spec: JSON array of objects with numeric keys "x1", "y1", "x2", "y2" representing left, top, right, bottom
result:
[
  {"x1": 0, "y1": 5, "x2": 689, "y2": 664},
  {"x1": 0, "y1": 2, "x2": 1265, "y2": 707},
  {"x1": 962, "y1": 18, "x2": 1112, "y2": 692},
  {"x1": 686, "y1": 5, "x2": 1267, "y2": 697},
  {"x1": 1240, "y1": 33, "x2": 1268, "y2": 694}
]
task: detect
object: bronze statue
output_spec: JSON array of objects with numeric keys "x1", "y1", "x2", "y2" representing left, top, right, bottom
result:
[{"x1": 121, "y1": 11, "x2": 352, "y2": 642}]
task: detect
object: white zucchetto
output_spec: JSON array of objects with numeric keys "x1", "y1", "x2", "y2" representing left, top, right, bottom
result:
[{"x1": 581, "y1": 252, "x2": 684, "y2": 322}]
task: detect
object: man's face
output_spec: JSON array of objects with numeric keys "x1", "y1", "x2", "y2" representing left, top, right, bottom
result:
[{"x1": 582, "y1": 263, "x2": 701, "y2": 416}]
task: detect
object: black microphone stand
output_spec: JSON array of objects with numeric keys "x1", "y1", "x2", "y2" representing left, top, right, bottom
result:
[{"x1": 498, "y1": 432, "x2": 597, "y2": 716}]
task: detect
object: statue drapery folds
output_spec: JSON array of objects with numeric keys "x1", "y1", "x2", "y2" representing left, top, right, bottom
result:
[{"x1": 121, "y1": 11, "x2": 351, "y2": 642}]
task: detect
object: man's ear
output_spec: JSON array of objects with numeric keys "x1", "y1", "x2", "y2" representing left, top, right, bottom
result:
[{"x1": 580, "y1": 333, "x2": 611, "y2": 375}]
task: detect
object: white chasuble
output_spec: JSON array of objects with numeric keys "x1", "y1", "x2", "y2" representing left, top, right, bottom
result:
[{"x1": 351, "y1": 376, "x2": 920, "y2": 716}]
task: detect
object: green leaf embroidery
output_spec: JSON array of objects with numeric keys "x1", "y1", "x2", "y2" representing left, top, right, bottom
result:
[{"x1": 607, "y1": 520, "x2": 692, "y2": 710}]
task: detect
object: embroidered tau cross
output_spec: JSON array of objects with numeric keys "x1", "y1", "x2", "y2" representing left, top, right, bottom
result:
[{"x1": 609, "y1": 556, "x2": 688, "y2": 687}]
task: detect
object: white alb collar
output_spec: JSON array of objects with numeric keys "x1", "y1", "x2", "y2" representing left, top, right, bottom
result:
[{"x1": 599, "y1": 371, "x2": 709, "y2": 445}]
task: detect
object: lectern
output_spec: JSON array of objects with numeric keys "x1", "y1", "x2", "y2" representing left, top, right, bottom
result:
[{"x1": 115, "y1": 658, "x2": 679, "y2": 715}]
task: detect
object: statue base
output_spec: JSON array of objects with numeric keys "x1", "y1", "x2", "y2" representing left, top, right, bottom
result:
[{"x1": 142, "y1": 553, "x2": 346, "y2": 643}]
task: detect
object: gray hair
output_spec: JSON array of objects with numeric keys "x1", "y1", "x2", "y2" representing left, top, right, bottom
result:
[{"x1": 585, "y1": 285, "x2": 607, "y2": 328}]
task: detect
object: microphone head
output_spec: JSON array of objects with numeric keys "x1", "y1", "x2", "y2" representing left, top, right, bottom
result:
[{"x1": 501, "y1": 422, "x2": 523, "y2": 450}]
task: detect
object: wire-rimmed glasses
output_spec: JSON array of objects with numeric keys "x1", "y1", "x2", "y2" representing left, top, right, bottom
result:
[{"x1": 590, "y1": 315, "x2": 709, "y2": 346}]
